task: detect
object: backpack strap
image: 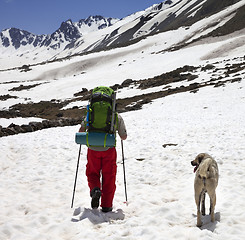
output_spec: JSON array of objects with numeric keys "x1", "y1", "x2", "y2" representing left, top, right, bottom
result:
[
  {"x1": 86, "y1": 132, "x2": 90, "y2": 147},
  {"x1": 104, "y1": 133, "x2": 108, "y2": 148}
]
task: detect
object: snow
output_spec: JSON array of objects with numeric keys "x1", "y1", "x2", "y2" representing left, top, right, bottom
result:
[
  {"x1": 2, "y1": 26, "x2": 244, "y2": 110},
  {"x1": 1, "y1": 79, "x2": 245, "y2": 239},
  {"x1": 75, "y1": 17, "x2": 119, "y2": 35},
  {"x1": 1, "y1": 1, "x2": 245, "y2": 239},
  {"x1": 187, "y1": 0, "x2": 207, "y2": 17},
  {"x1": 175, "y1": 0, "x2": 205, "y2": 17},
  {"x1": 0, "y1": 117, "x2": 45, "y2": 128}
]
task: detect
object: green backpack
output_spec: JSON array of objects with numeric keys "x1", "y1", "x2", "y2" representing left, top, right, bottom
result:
[{"x1": 87, "y1": 86, "x2": 117, "y2": 133}]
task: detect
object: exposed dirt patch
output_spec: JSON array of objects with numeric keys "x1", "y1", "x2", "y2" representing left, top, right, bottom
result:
[
  {"x1": 1, "y1": 61, "x2": 244, "y2": 119},
  {"x1": 18, "y1": 64, "x2": 32, "y2": 72},
  {"x1": 162, "y1": 143, "x2": 178, "y2": 148},
  {"x1": 0, "y1": 59, "x2": 244, "y2": 137},
  {"x1": 0, "y1": 94, "x2": 18, "y2": 101},
  {"x1": 9, "y1": 83, "x2": 42, "y2": 91},
  {"x1": 4, "y1": 100, "x2": 85, "y2": 120},
  {"x1": 137, "y1": 66, "x2": 198, "y2": 89}
]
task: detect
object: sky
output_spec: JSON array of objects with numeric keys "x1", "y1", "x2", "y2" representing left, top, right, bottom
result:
[{"x1": 0, "y1": 0, "x2": 163, "y2": 35}]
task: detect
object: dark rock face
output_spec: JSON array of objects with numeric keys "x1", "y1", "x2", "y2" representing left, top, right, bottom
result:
[
  {"x1": 55, "y1": 20, "x2": 81, "y2": 42},
  {"x1": 0, "y1": 32, "x2": 10, "y2": 47}
]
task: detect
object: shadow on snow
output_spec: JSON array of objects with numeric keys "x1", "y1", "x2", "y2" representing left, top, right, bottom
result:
[
  {"x1": 193, "y1": 212, "x2": 221, "y2": 232},
  {"x1": 71, "y1": 207, "x2": 125, "y2": 224}
]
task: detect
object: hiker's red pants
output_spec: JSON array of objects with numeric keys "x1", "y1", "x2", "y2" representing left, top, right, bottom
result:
[{"x1": 86, "y1": 147, "x2": 117, "y2": 208}]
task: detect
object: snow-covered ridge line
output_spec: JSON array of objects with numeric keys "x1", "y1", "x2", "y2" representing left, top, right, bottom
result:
[
  {"x1": 0, "y1": 15, "x2": 118, "y2": 51},
  {"x1": 2, "y1": 0, "x2": 244, "y2": 69}
]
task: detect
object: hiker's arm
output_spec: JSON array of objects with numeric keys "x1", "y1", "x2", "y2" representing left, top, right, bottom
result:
[
  {"x1": 79, "y1": 125, "x2": 85, "y2": 132},
  {"x1": 79, "y1": 118, "x2": 86, "y2": 132},
  {"x1": 117, "y1": 114, "x2": 127, "y2": 140}
]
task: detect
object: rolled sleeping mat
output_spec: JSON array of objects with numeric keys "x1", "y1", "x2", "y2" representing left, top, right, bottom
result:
[{"x1": 75, "y1": 132, "x2": 116, "y2": 147}]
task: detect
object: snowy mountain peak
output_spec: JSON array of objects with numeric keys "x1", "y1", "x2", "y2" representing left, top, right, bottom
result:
[
  {"x1": 77, "y1": 15, "x2": 118, "y2": 33},
  {"x1": 0, "y1": 15, "x2": 118, "y2": 52},
  {"x1": 57, "y1": 20, "x2": 82, "y2": 42},
  {"x1": 0, "y1": 28, "x2": 44, "y2": 49},
  {"x1": 64, "y1": 19, "x2": 73, "y2": 25}
]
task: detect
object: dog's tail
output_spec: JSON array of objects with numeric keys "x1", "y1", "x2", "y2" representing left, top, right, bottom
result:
[{"x1": 198, "y1": 157, "x2": 212, "y2": 179}]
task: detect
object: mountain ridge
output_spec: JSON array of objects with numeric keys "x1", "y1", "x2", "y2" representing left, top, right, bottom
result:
[
  {"x1": 0, "y1": 15, "x2": 118, "y2": 51},
  {"x1": 0, "y1": 0, "x2": 245, "y2": 69}
]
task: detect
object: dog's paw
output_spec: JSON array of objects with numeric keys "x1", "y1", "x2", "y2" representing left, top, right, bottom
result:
[
  {"x1": 197, "y1": 218, "x2": 202, "y2": 227},
  {"x1": 197, "y1": 222, "x2": 202, "y2": 227}
]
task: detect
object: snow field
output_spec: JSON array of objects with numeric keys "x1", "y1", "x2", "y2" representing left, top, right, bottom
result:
[
  {"x1": 1, "y1": 78, "x2": 245, "y2": 239},
  {"x1": 1, "y1": 0, "x2": 245, "y2": 239}
]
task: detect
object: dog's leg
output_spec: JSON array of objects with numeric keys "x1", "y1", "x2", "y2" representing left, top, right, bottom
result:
[
  {"x1": 195, "y1": 191, "x2": 202, "y2": 227},
  {"x1": 209, "y1": 192, "x2": 216, "y2": 222},
  {"x1": 201, "y1": 191, "x2": 206, "y2": 216}
]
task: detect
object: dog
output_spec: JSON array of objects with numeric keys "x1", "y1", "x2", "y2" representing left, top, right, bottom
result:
[{"x1": 191, "y1": 153, "x2": 219, "y2": 227}]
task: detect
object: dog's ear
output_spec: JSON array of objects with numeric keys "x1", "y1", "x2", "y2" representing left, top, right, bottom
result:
[{"x1": 197, "y1": 153, "x2": 205, "y2": 163}]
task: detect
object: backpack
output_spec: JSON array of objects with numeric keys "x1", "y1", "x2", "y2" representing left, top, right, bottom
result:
[{"x1": 86, "y1": 86, "x2": 117, "y2": 134}]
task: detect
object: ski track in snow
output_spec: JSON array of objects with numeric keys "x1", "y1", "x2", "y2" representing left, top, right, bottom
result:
[{"x1": 1, "y1": 79, "x2": 245, "y2": 239}]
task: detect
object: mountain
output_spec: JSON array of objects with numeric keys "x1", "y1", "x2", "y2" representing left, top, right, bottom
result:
[
  {"x1": 0, "y1": 0, "x2": 245, "y2": 69},
  {"x1": 0, "y1": 15, "x2": 118, "y2": 52},
  {"x1": 65, "y1": 0, "x2": 245, "y2": 54}
]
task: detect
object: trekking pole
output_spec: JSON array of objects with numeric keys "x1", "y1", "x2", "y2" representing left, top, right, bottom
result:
[
  {"x1": 121, "y1": 140, "x2": 128, "y2": 203},
  {"x1": 71, "y1": 144, "x2": 82, "y2": 208},
  {"x1": 110, "y1": 92, "x2": 116, "y2": 132}
]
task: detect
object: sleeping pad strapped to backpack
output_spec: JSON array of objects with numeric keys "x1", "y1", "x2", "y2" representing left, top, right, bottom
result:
[{"x1": 87, "y1": 86, "x2": 117, "y2": 134}]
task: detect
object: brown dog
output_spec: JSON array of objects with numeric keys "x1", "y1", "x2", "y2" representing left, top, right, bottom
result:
[{"x1": 191, "y1": 153, "x2": 219, "y2": 227}]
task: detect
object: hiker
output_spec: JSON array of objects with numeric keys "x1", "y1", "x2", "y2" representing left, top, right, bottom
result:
[{"x1": 79, "y1": 86, "x2": 127, "y2": 212}]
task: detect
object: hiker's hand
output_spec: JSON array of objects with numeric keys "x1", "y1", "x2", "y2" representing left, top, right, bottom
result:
[
  {"x1": 79, "y1": 125, "x2": 85, "y2": 132},
  {"x1": 120, "y1": 134, "x2": 127, "y2": 140}
]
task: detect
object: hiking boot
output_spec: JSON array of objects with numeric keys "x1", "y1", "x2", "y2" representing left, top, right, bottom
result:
[
  {"x1": 101, "y1": 207, "x2": 112, "y2": 213},
  {"x1": 90, "y1": 187, "x2": 101, "y2": 209}
]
